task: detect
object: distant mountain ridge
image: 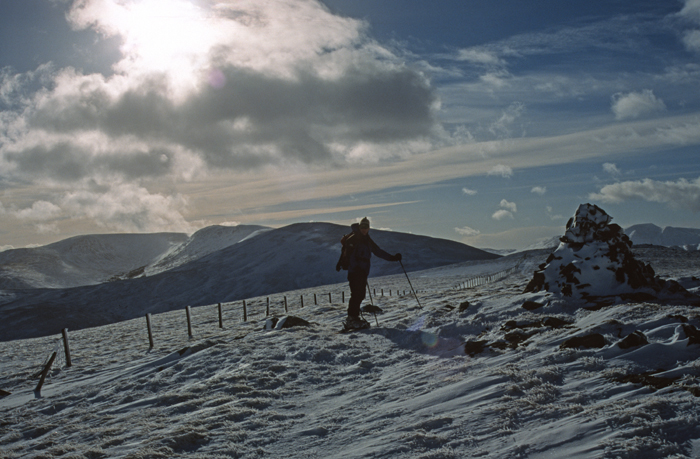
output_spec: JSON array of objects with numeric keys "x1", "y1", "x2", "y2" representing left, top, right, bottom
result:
[
  {"x1": 0, "y1": 222, "x2": 499, "y2": 340},
  {"x1": 0, "y1": 225, "x2": 272, "y2": 289},
  {"x1": 625, "y1": 224, "x2": 700, "y2": 251},
  {"x1": 0, "y1": 233, "x2": 189, "y2": 289}
]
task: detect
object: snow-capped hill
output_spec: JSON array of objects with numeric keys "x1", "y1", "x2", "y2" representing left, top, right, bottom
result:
[
  {"x1": 0, "y1": 222, "x2": 499, "y2": 341},
  {"x1": 626, "y1": 223, "x2": 700, "y2": 250},
  {"x1": 143, "y1": 225, "x2": 269, "y2": 276},
  {"x1": 0, "y1": 233, "x2": 188, "y2": 289},
  {"x1": 520, "y1": 235, "x2": 560, "y2": 252}
]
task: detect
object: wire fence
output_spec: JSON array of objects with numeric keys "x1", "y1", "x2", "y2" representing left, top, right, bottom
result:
[
  {"x1": 453, "y1": 262, "x2": 524, "y2": 291},
  {"x1": 17, "y1": 262, "x2": 521, "y2": 395},
  {"x1": 17, "y1": 285, "x2": 418, "y2": 396}
]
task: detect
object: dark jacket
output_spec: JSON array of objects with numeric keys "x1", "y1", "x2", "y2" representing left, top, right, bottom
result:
[{"x1": 345, "y1": 224, "x2": 395, "y2": 275}]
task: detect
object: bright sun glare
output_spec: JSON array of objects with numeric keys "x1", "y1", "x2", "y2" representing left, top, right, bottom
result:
[{"x1": 115, "y1": 0, "x2": 218, "y2": 88}]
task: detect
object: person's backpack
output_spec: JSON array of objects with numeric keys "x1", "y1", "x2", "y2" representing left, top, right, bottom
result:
[{"x1": 336, "y1": 231, "x2": 356, "y2": 271}]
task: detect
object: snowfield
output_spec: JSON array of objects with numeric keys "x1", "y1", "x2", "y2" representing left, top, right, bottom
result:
[{"x1": 2, "y1": 246, "x2": 700, "y2": 458}]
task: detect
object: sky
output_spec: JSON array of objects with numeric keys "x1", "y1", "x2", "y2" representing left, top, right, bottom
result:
[{"x1": 1, "y1": 0, "x2": 700, "y2": 250}]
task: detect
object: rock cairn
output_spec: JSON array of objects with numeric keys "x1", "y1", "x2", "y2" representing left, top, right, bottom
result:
[{"x1": 524, "y1": 203, "x2": 689, "y2": 302}]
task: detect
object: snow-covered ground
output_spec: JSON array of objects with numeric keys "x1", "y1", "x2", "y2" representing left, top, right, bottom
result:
[{"x1": 2, "y1": 246, "x2": 700, "y2": 458}]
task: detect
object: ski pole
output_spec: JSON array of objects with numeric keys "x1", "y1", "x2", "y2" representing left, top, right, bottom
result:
[
  {"x1": 399, "y1": 260, "x2": 422, "y2": 309},
  {"x1": 366, "y1": 282, "x2": 379, "y2": 326}
]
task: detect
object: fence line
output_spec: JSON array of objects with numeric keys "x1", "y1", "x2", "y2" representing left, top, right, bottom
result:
[
  {"x1": 453, "y1": 263, "x2": 522, "y2": 291},
  {"x1": 23, "y1": 277, "x2": 429, "y2": 392}
]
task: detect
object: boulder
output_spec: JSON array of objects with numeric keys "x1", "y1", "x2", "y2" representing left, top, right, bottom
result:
[
  {"x1": 263, "y1": 316, "x2": 311, "y2": 330},
  {"x1": 464, "y1": 340, "x2": 488, "y2": 356},
  {"x1": 561, "y1": 333, "x2": 606, "y2": 349},
  {"x1": 617, "y1": 331, "x2": 648, "y2": 349}
]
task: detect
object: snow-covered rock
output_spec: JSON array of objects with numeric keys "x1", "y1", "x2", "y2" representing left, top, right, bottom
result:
[{"x1": 524, "y1": 204, "x2": 697, "y2": 303}]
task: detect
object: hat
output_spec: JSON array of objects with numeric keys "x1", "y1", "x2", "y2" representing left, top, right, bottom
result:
[{"x1": 359, "y1": 217, "x2": 370, "y2": 229}]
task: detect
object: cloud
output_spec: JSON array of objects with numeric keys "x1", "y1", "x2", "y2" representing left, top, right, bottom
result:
[
  {"x1": 678, "y1": 0, "x2": 700, "y2": 51},
  {"x1": 487, "y1": 164, "x2": 513, "y2": 178},
  {"x1": 492, "y1": 199, "x2": 517, "y2": 220},
  {"x1": 455, "y1": 49, "x2": 504, "y2": 66},
  {"x1": 590, "y1": 176, "x2": 700, "y2": 212},
  {"x1": 58, "y1": 182, "x2": 197, "y2": 233},
  {"x1": 684, "y1": 30, "x2": 700, "y2": 51},
  {"x1": 611, "y1": 90, "x2": 666, "y2": 120},
  {"x1": 455, "y1": 226, "x2": 481, "y2": 236},
  {"x1": 499, "y1": 199, "x2": 517, "y2": 213},
  {"x1": 488, "y1": 102, "x2": 525, "y2": 139},
  {"x1": 680, "y1": 0, "x2": 700, "y2": 22},
  {"x1": 462, "y1": 187, "x2": 477, "y2": 195},
  {"x1": 0, "y1": 0, "x2": 441, "y2": 234},
  {"x1": 492, "y1": 209, "x2": 514, "y2": 220},
  {"x1": 603, "y1": 162, "x2": 621, "y2": 177},
  {"x1": 531, "y1": 186, "x2": 546, "y2": 195},
  {"x1": 546, "y1": 206, "x2": 566, "y2": 220},
  {"x1": 12, "y1": 200, "x2": 62, "y2": 221}
]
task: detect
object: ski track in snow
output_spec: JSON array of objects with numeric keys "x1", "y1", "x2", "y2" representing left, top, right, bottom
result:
[{"x1": 2, "y1": 250, "x2": 700, "y2": 458}]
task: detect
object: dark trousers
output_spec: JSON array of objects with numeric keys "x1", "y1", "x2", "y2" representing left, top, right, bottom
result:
[{"x1": 347, "y1": 270, "x2": 368, "y2": 317}]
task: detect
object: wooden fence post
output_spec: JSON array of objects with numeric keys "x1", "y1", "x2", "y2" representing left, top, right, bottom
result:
[
  {"x1": 284, "y1": 296, "x2": 288, "y2": 313},
  {"x1": 35, "y1": 351, "x2": 57, "y2": 393},
  {"x1": 218, "y1": 303, "x2": 223, "y2": 328},
  {"x1": 146, "y1": 314, "x2": 154, "y2": 348},
  {"x1": 243, "y1": 300, "x2": 247, "y2": 322},
  {"x1": 342, "y1": 291, "x2": 345, "y2": 303},
  {"x1": 186, "y1": 306, "x2": 193, "y2": 337},
  {"x1": 266, "y1": 297, "x2": 270, "y2": 317},
  {"x1": 62, "y1": 328, "x2": 72, "y2": 367},
  {"x1": 314, "y1": 293, "x2": 317, "y2": 305},
  {"x1": 301, "y1": 295, "x2": 304, "y2": 308},
  {"x1": 329, "y1": 292, "x2": 332, "y2": 303}
]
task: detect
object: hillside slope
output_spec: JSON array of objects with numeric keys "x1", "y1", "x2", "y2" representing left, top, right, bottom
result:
[
  {"x1": 0, "y1": 233, "x2": 188, "y2": 289},
  {"x1": 0, "y1": 222, "x2": 498, "y2": 341}
]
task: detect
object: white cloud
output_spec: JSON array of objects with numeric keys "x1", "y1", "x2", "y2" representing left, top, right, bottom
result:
[
  {"x1": 603, "y1": 163, "x2": 621, "y2": 177},
  {"x1": 487, "y1": 164, "x2": 514, "y2": 178},
  {"x1": 683, "y1": 29, "x2": 700, "y2": 52},
  {"x1": 531, "y1": 186, "x2": 546, "y2": 195},
  {"x1": 546, "y1": 206, "x2": 566, "y2": 220},
  {"x1": 676, "y1": 1, "x2": 700, "y2": 52},
  {"x1": 499, "y1": 199, "x2": 517, "y2": 213},
  {"x1": 462, "y1": 187, "x2": 478, "y2": 195},
  {"x1": 58, "y1": 182, "x2": 196, "y2": 233},
  {"x1": 456, "y1": 49, "x2": 504, "y2": 66},
  {"x1": 492, "y1": 209, "x2": 514, "y2": 220},
  {"x1": 679, "y1": 0, "x2": 700, "y2": 25},
  {"x1": 12, "y1": 200, "x2": 62, "y2": 221},
  {"x1": 611, "y1": 90, "x2": 666, "y2": 120},
  {"x1": 590, "y1": 176, "x2": 700, "y2": 212},
  {"x1": 488, "y1": 102, "x2": 525, "y2": 139},
  {"x1": 455, "y1": 226, "x2": 481, "y2": 236}
]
